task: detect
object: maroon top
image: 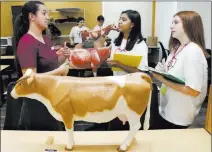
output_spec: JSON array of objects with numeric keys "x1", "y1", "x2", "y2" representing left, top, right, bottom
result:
[{"x1": 17, "y1": 34, "x2": 59, "y2": 73}]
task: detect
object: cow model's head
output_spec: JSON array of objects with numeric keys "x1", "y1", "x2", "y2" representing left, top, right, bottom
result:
[{"x1": 11, "y1": 69, "x2": 35, "y2": 99}]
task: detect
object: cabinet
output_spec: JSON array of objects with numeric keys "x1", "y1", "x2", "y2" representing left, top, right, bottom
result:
[{"x1": 48, "y1": 8, "x2": 86, "y2": 40}]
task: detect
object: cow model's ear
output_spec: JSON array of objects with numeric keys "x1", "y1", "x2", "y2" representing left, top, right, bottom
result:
[{"x1": 27, "y1": 74, "x2": 34, "y2": 85}]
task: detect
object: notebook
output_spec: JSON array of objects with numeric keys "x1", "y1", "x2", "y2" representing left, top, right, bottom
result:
[
  {"x1": 112, "y1": 54, "x2": 142, "y2": 71},
  {"x1": 147, "y1": 67, "x2": 185, "y2": 84}
]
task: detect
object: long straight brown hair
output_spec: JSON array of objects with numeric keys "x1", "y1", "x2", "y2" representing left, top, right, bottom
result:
[{"x1": 168, "y1": 11, "x2": 209, "y2": 57}]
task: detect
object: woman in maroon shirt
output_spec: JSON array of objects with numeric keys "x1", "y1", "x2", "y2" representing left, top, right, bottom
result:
[{"x1": 13, "y1": 1, "x2": 68, "y2": 130}]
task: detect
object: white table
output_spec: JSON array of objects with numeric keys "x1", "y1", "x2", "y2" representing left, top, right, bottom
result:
[{"x1": 1, "y1": 128, "x2": 211, "y2": 152}]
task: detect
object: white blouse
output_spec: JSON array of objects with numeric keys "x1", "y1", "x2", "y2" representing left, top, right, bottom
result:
[{"x1": 110, "y1": 39, "x2": 148, "y2": 76}]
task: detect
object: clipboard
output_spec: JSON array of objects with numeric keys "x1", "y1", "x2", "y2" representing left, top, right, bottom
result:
[
  {"x1": 147, "y1": 67, "x2": 185, "y2": 84},
  {"x1": 112, "y1": 54, "x2": 142, "y2": 71}
]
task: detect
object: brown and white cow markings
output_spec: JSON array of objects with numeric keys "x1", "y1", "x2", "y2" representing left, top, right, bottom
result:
[
  {"x1": 14, "y1": 73, "x2": 151, "y2": 129},
  {"x1": 11, "y1": 71, "x2": 152, "y2": 151}
]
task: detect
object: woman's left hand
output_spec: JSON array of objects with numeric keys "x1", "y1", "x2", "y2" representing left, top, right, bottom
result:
[
  {"x1": 58, "y1": 61, "x2": 69, "y2": 76},
  {"x1": 61, "y1": 47, "x2": 70, "y2": 57},
  {"x1": 107, "y1": 59, "x2": 120, "y2": 67},
  {"x1": 152, "y1": 72, "x2": 164, "y2": 81}
]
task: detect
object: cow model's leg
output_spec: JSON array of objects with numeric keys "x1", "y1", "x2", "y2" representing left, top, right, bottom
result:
[
  {"x1": 65, "y1": 123, "x2": 74, "y2": 151},
  {"x1": 58, "y1": 103, "x2": 75, "y2": 151},
  {"x1": 92, "y1": 68, "x2": 97, "y2": 77},
  {"x1": 118, "y1": 111, "x2": 141, "y2": 151},
  {"x1": 65, "y1": 117, "x2": 74, "y2": 151},
  {"x1": 93, "y1": 71, "x2": 97, "y2": 77}
]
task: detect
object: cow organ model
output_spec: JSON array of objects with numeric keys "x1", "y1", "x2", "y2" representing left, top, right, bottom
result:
[
  {"x1": 57, "y1": 46, "x2": 111, "y2": 70},
  {"x1": 56, "y1": 24, "x2": 118, "y2": 70}
]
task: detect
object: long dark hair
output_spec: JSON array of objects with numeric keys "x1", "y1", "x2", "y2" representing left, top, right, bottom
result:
[
  {"x1": 168, "y1": 11, "x2": 209, "y2": 57},
  {"x1": 14, "y1": 1, "x2": 44, "y2": 47},
  {"x1": 13, "y1": 1, "x2": 44, "y2": 77},
  {"x1": 114, "y1": 10, "x2": 144, "y2": 51}
]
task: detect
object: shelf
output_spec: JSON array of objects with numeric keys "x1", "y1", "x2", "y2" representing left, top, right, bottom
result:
[
  {"x1": 53, "y1": 35, "x2": 69, "y2": 38},
  {"x1": 49, "y1": 8, "x2": 85, "y2": 13},
  {"x1": 59, "y1": 35, "x2": 69, "y2": 38},
  {"x1": 50, "y1": 10, "x2": 83, "y2": 13},
  {"x1": 56, "y1": 8, "x2": 81, "y2": 12},
  {"x1": 56, "y1": 22, "x2": 77, "y2": 24},
  {"x1": 50, "y1": 35, "x2": 69, "y2": 40}
]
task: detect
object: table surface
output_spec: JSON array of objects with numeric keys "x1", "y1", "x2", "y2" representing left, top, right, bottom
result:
[
  {"x1": 1, "y1": 128, "x2": 211, "y2": 152},
  {"x1": 1, "y1": 55, "x2": 15, "y2": 59},
  {"x1": 1, "y1": 65, "x2": 9, "y2": 71}
]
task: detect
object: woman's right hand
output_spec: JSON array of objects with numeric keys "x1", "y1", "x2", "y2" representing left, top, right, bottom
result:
[
  {"x1": 155, "y1": 58, "x2": 166, "y2": 72},
  {"x1": 61, "y1": 42, "x2": 71, "y2": 58},
  {"x1": 111, "y1": 23, "x2": 119, "y2": 31}
]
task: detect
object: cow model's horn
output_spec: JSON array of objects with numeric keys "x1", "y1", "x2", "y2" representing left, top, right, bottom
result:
[{"x1": 25, "y1": 69, "x2": 33, "y2": 77}]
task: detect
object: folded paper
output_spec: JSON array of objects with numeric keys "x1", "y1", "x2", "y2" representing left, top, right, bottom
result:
[{"x1": 112, "y1": 54, "x2": 142, "y2": 71}]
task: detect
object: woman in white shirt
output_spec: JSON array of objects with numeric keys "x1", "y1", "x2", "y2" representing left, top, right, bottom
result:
[
  {"x1": 107, "y1": 10, "x2": 148, "y2": 76},
  {"x1": 151, "y1": 11, "x2": 209, "y2": 129},
  {"x1": 106, "y1": 10, "x2": 148, "y2": 131}
]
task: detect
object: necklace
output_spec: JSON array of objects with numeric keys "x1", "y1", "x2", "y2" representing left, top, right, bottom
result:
[
  {"x1": 167, "y1": 41, "x2": 190, "y2": 71},
  {"x1": 174, "y1": 41, "x2": 190, "y2": 57}
]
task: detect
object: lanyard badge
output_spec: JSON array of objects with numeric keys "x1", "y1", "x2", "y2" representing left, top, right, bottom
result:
[{"x1": 167, "y1": 42, "x2": 190, "y2": 71}]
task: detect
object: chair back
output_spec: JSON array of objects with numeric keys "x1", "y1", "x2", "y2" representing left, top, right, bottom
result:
[{"x1": 158, "y1": 41, "x2": 169, "y2": 61}]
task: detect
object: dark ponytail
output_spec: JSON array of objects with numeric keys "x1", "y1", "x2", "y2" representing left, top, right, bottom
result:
[
  {"x1": 14, "y1": 14, "x2": 29, "y2": 47},
  {"x1": 14, "y1": 1, "x2": 44, "y2": 47}
]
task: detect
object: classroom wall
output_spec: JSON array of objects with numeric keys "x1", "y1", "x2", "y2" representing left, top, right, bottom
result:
[
  {"x1": 103, "y1": 2, "x2": 211, "y2": 50},
  {"x1": 177, "y1": 2, "x2": 211, "y2": 49},
  {"x1": 1, "y1": 1, "x2": 211, "y2": 49},
  {"x1": 0, "y1": 1, "x2": 102, "y2": 37},
  {"x1": 155, "y1": 2, "x2": 177, "y2": 49},
  {"x1": 1, "y1": 1, "x2": 24, "y2": 37},
  {"x1": 156, "y1": 2, "x2": 211, "y2": 49}
]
